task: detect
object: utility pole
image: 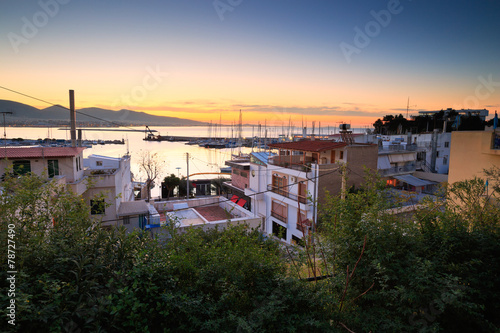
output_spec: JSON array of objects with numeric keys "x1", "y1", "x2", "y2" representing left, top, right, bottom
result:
[{"x1": 186, "y1": 152, "x2": 190, "y2": 199}]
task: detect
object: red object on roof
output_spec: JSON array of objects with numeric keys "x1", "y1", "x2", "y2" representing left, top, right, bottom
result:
[
  {"x1": 230, "y1": 195, "x2": 239, "y2": 203},
  {"x1": 0, "y1": 147, "x2": 85, "y2": 159},
  {"x1": 268, "y1": 140, "x2": 347, "y2": 152},
  {"x1": 237, "y1": 199, "x2": 246, "y2": 207}
]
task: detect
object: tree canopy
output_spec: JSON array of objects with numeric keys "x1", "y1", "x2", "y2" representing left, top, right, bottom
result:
[{"x1": 1, "y1": 168, "x2": 499, "y2": 332}]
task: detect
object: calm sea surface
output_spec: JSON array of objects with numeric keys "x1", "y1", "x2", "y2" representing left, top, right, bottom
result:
[{"x1": 5, "y1": 126, "x2": 367, "y2": 198}]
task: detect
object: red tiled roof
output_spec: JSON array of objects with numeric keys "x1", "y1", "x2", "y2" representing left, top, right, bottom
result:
[
  {"x1": 268, "y1": 140, "x2": 347, "y2": 152},
  {"x1": 0, "y1": 147, "x2": 85, "y2": 159}
]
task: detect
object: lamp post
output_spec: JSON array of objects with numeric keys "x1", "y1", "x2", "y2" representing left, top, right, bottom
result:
[
  {"x1": 176, "y1": 167, "x2": 181, "y2": 177},
  {"x1": 1, "y1": 111, "x2": 12, "y2": 151}
]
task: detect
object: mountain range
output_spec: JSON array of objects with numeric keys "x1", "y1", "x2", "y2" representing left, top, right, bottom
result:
[{"x1": 0, "y1": 100, "x2": 208, "y2": 126}]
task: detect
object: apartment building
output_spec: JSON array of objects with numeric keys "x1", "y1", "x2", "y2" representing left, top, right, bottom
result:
[
  {"x1": 256, "y1": 140, "x2": 378, "y2": 244},
  {"x1": 448, "y1": 130, "x2": 500, "y2": 187},
  {"x1": 0, "y1": 146, "x2": 87, "y2": 194},
  {"x1": 82, "y1": 154, "x2": 135, "y2": 227}
]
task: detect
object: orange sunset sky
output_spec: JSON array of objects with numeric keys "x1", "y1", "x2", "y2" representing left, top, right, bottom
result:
[{"x1": 1, "y1": 1, "x2": 499, "y2": 127}]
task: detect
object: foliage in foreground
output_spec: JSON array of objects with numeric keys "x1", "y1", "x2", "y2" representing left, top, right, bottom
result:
[
  {"x1": 319, "y1": 168, "x2": 500, "y2": 332},
  {"x1": 0, "y1": 172, "x2": 333, "y2": 332},
  {"x1": 1, "y1": 168, "x2": 499, "y2": 332}
]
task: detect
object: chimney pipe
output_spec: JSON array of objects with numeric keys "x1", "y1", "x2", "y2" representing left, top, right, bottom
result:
[
  {"x1": 77, "y1": 129, "x2": 82, "y2": 147},
  {"x1": 69, "y1": 90, "x2": 76, "y2": 147}
]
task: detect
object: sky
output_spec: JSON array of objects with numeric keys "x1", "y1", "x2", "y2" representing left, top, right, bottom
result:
[{"x1": 1, "y1": 0, "x2": 499, "y2": 127}]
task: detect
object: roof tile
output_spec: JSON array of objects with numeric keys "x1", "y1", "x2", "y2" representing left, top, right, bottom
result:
[
  {"x1": 0, "y1": 147, "x2": 85, "y2": 159},
  {"x1": 268, "y1": 140, "x2": 347, "y2": 152}
]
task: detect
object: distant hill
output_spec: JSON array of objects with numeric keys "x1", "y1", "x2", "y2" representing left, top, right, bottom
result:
[{"x1": 0, "y1": 100, "x2": 208, "y2": 126}]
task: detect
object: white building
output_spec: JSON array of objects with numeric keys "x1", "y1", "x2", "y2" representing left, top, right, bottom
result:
[
  {"x1": 245, "y1": 141, "x2": 378, "y2": 245},
  {"x1": 82, "y1": 154, "x2": 136, "y2": 228}
]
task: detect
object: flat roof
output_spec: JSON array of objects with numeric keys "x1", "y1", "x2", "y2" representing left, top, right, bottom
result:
[
  {"x1": 268, "y1": 140, "x2": 347, "y2": 152},
  {"x1": 0, "y1": 147, "x2": 85, "y2": 159},
  {"x1": 195, "y1": 205, "x2": 234, "y2": 222},
  {"x1": 118, "y1": 201, "x2": 149, "y2": 216}
]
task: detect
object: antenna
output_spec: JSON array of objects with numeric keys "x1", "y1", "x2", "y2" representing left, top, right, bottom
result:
[
  {"x1": 126, "y1": 135, "x2": 130, "y2": 156},
  {"x1": 406, "y1": 97, "x2": 417, "y2": 119}
]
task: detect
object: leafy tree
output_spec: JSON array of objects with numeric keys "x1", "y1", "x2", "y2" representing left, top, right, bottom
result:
[
  {"x1": 211, "y1": 177, "x2": 231, "y2": 195},
  {"x1": 1, "y1": 172, "x2": 338, "y2": 332},
  {"x1": 373, "y1": 119, "x2": 384, "y2": 134},
  {"x1": 178, "y1": 176, "x2": 195, "y2": 198},
  {"x1": 318, "y1": 168, "x2": 500, "y2": 332},
  {"x1": 162, "y1": 173, "x2": 180, "y2": 199}
]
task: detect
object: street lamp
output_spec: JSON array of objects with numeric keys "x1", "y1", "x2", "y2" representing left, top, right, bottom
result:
[{"x1": 176, "y1": 167, "x2": 181, "y2": 177}]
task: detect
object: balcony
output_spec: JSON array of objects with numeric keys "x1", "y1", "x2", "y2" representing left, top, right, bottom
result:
[
  {"x1": 268, "y1": 155, "x2": 313, "y2": 172},
  {"x1": 379, "y1": 144, "x2": 419, "y2": 153},
  {"x1": 267, "y1": 184, "x2": 308, "y2": 203},
  {"x1": 379, "y1": 162, "x2": 416, "y2": 177},
  {"x1": 271, "y1": 210, "x2": 287, "y2": 222}
]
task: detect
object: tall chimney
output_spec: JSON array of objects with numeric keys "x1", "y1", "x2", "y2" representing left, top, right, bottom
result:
[
  {"x1": 69, "y1": 90, "x2": 76, "y2": 147},
  {"x1": 77, "y1": 129, "x2": 82, "y2": 147}
]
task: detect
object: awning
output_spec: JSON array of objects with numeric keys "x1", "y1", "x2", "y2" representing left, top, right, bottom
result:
[
  {"x1": 394, "y1": 175, "x2": 435, "y2": 187},
  {"x1": 230, "y1": 195, "x2": 239, "y2": 203},
  {"x1": 237, "y1": 199, "x2": 247, "y2": 207},
  {"x1": 388, "y1": 153, "x2": 415, "y2": 163},
  {"x1": 378, "y1": 156, "x2": 391, "y2": 169}
]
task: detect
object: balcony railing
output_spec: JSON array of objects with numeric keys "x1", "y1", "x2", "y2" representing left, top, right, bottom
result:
[
  {"x1": 379, "y1": 144, "x2": 419, "y2": 152},
  {"x1": 378, "y1": 163, "x2": 416, "y2": 177},
  {"x1": 267, "y1": 184, "x2": 308, "y2": 203},
  {"x1": 268, "y1": 155, "x2": 313, "y2": 171},
  {"x1": 271, "y1": 210, "x2": 287, "y2": 222}
]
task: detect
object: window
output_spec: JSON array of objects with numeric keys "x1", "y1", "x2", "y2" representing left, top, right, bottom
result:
[
  {"x1": 297, "y1": 212, "x2": 308, "y2": 232},
  {"x1": 233, "y1": 169, "x2": 240, "y2": 176},
  {"x1": 48, "y1": 160, "x2": 59, "y2": 178},
  {"x1": 340, "y1": 151, "x2": 344, "y2": 159},
  {"x1": 13, "y1": 160, "x2": 31, "y2": 175},
  {"x1": 272, "y1": 222, "x2": 287, "y2": 240},
  {"x1": 122, "y1": 216, "x2": 130, "y2": 225},
  {"x1": 292, "y1": 235, "x2": 305, "y2": 247},
  {"x1": 272, "y1": 175, "x2": 287, "y2": 196},
  {"x1": 90, "y1": 199, "x2": 106, "y2": 215},
  {"x1": 436, "y1": 151, "x2": 440, "y2": 158},
  {"x1": 271, "y1": 201, "x2": 287, "y2": 222},
  {"x1": 298, "y1": 182, "x2": 307, "y2": 203},
  {"x1": 444, "y1": 142, "x2": 449, "y2": 148},
  {"x1": 443, "y1": 156, "x2": 448, "y2": 165},
  {"x1": 96, "y1": 161, "x2": 103, "y2": 166},
  {"x1": 76, "y1": 157, "x2": 80, "y2": 171},
  {"x1": 240, "y1": 171, "x2": 248, "y2": 178}
]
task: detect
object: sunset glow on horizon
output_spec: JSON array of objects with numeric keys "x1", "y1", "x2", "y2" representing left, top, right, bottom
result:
[{"x1": 1, "y1": 0, "x2": 499, "y2": 127}]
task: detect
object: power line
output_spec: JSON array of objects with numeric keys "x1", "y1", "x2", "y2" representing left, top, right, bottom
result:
[
  {"x1": 96, "y1": 166, "x2": 342, "y2": 224},
  {"x1": 0, "y1": 85, "x2": 139, "y2": 131}
]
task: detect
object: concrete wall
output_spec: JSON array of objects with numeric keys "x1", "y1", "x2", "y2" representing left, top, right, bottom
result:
[
  {"x1": 0, "y1": 155, "x2": 82, "y2": 183},
  {"x1": 231, "y1": 169, "x2": 249, "y2": 190},
  {"x1": 316, "y1": 144, "x2": 378, "y2": 202},
  {"x1": 448, "y1": 131, "x2": 500, "y2": 185}
]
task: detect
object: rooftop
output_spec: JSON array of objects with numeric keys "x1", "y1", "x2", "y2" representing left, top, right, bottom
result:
[
  {"x1": 118, "y1": 200, "x2": 149, "y2": 217},
  {"x1": 268, "y1": 140, "x2": 347, "y2": 152},
  {"x1": 0, "y1": 146, "x2": 85, "y2": 159},
  {"x1": 195, "y1": 205, "x2": 234, "y2": 222}
]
